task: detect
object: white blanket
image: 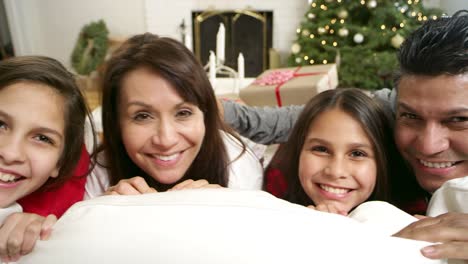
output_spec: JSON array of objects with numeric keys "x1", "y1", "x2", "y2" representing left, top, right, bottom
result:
[{"x1": 20, "y1": 189, "x2": 443, "y2": 264}]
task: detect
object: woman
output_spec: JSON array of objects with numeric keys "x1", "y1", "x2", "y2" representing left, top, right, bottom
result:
[{"x1": 85, "y1": 33, "x2": 263, "y2": 197}]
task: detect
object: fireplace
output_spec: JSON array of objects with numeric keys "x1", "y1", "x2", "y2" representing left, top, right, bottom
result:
[{"x1": 192, "y1": 9, "x2": 272, "y2": 77}]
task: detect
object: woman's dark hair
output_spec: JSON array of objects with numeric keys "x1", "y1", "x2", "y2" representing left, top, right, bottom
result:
[
  {"x1": 0, "y1": 56, "x2": 94, "y2": 190},
  {"x1": 272, "y1": 88, "x2": 401, "y2": 206},
  {"x1": 99, "y1": 33, "x2": 244, "y2": 191}
]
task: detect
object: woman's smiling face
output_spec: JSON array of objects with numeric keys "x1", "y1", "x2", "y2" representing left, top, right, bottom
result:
[{"x1": 118, "y1": 67, "x2": 205, "y2": 185}]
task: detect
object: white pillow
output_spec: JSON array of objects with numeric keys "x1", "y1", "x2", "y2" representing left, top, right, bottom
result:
[{"x1": 20, "y1": 189, "x2": 443, "y2": 264}]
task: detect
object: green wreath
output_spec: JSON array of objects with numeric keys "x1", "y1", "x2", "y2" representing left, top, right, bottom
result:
[{"x1": 71, "y1": 20, "x2": 109, "y2": 75}]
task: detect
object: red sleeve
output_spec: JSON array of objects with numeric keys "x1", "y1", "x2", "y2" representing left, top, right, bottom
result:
[
  {"x1": 17, "y1": 145, "x2": 90, "y2": 218},
  {"x1": 264, "y1": 167, "x2": 288, "y2": 198}
]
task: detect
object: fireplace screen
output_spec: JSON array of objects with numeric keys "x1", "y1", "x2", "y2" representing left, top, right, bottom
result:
[{"x1": 192, "y1": 9, "x2": 272, "y2": 77}]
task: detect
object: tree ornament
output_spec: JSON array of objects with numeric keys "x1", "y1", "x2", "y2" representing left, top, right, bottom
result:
[
  {"x1": 338, "y1": 28, "x2": 349, "y2": 37},
  {"x1": 302, "y1": 29, "x2": 310, "y2": 37},
  {"x1": 291, "y1": 43, "x2": 301, "y2": 54},
  {"x1": 295, "y1": 57, "x2": 302, "y2": 64},
  {"x1": 307, "y1": 13, "x2": 316, "y2": 19},
  {"x1": 338, "y1": 10, "x2": 349, "y2": 19},
  {"x1": 318, "y1": 27, "x2": 327, "y2": 34},
  {"x1": 367, "y1": 0, "x2": 377, "y2": 8},
  {"x1": 391, "y1": 34, "x2": 405, "y2": 48},
  {"x1": 353, "y1": 33, "x2": 364, "y2": 44}
]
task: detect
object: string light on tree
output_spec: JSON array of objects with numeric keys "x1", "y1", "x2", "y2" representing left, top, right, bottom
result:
[
  {"x1": 318, "y1": 27, "x2": 327, "y2": 34},
  {"x1": 308, "y1": 13, "x2": 316, "y2": 19},
  {"x1": 391, "y1": 34, "x2": 405, "y2": 48},
  {"x1": 302, "y1": 29, "x2": 310, "y2": 36}
]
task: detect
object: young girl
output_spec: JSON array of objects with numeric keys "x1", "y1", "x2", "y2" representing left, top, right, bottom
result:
[
  {"x1": 0, "y1": 56, "x2": 94, "y2": 261},
  {"x1": 85, "y1": 33, "x2": 263, "y2": 197},
  {"x1": 266, "y1": 88, "x2": 405, "y2": 215}
]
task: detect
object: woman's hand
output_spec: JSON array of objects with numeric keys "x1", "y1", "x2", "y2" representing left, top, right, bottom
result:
[
  {"x1": 105, "y1": 176, "x2": 157, "y2": 195},
  {"x1": 307, "y1": 203, "x2": 348, "y2": 216},
  {"x1": 169, "y1": 179, "x2": 222, "y2": 191},
  {"x1": 0, "y1": 213, "x2": 56, "y2": 262}
]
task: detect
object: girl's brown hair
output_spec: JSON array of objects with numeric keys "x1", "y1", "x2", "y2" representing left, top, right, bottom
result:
[{"x1": 271, "y1": 88, "x2": 403, "y2": 206}]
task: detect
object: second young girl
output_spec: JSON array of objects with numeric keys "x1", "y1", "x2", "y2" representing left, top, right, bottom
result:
[
  {"x1": 266, "y1": 88, "x2": 405, "y2": 215},
  {"x1": 0, "y1": 56, "x2": 94, "y2": 261}
]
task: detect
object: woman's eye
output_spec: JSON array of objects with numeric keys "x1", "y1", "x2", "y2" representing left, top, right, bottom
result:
[
  {"x1": 133, "y1": 112, "x2": 151, "y2": 121},
  {"x1": 177, "y1": 109, "x2": 193, "y2": 118},
  {"x1": 350, "y1": 150, "x2": 366, "y2": 157},
  {"x1": 34, "y1": 134, "x2": 54, "y2": 145}
]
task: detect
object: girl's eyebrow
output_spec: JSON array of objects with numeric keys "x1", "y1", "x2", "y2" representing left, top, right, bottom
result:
[
  {"x1": 35, "y1": 127, "x2": 64, "y2": 140},
  {"x1": 0, "y1": 109, "x2": 63, "y2": 139},
  {"x1": 305, "y1": 137, "x2": 372, "y2": 149}
]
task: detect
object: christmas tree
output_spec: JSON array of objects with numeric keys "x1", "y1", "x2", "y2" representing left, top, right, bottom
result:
[{"x1": 288, "y1": 0, "x2": 443, "y2": 90}]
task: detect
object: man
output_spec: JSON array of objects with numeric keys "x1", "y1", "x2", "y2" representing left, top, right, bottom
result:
[{"x1": 222, "y1": 10, "x2": 468, "y2": 261}]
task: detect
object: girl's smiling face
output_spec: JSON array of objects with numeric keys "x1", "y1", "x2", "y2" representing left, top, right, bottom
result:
[
  {"x1": 0, "y1": 82, "x2": 65, "y2": 208},
  {"x1": 298, "y1": 108, "x2": 377, "y2": 214}
]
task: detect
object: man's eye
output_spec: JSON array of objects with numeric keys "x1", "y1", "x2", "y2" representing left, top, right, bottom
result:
[
  {"x1": 400, "y1": 112, "x2": 418, "y2": 119},
  {"x1": 448, "y1": 116, "x2": 468, "y2": 123}
]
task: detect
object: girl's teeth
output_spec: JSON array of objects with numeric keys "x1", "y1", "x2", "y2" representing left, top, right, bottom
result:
[
  {"x1": 320, "y1": 184, "x2": 348, "y2": 194},
  {"x1": 419, "y1": 159, "x2": 455, "y2": 168},
  {"x1": 155, "y1": 153, "x2": 179, "y2": 161},
  {"x1": 0, "y1": 173, "x2": 17, "y2": 183}
]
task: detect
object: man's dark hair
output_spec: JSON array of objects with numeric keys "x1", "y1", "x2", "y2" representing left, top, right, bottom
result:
[{"x1": 395, "y1": 10, "x2": 468, "y2": 86}]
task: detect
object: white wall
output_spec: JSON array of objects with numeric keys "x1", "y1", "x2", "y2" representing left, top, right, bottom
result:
[
  {"x1": 4, "y1": 0, "x2": 146, "y2": 68},
  {"x1": 439, "y1": 0, "x2": 466, "y2": 15},
  {"x1": 3, "y1": 0, "x2": 466, "y2": 70}
]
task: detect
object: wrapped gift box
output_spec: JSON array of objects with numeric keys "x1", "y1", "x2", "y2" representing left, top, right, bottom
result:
[{"x1": 239, "y1": 64, "x2": 338, "y2": 107}]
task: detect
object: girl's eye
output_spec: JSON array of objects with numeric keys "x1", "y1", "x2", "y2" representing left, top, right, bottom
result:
[
  {"x1": 176, "y1": 109, "x2": 193, "y2": 118},
  {"x1": 350, "y1": 150, "x2": 367, "y2": 157},
  {"x1": 34, "y1": 134, "x2": 54, "y2": 145},
  {"x1": 312, "y1": 146, "x2": 328, "y2": 153},
  {"x1": 0, "y1": 121, "x2": 7, "y2": 130}
]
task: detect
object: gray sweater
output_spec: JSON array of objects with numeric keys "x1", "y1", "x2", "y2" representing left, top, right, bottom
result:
[{"x1": 223, "y1": 88, "x2": 396, "y2": 144}]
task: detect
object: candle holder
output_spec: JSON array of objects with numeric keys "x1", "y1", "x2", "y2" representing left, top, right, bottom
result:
[{"x1": 204, "y1": 58, "x2": 242, "y2": 93}]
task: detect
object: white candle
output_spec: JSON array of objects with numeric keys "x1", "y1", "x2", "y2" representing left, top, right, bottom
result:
[
  {"x1": 209, "y1": 50, "x2": 216, "y2": 85},
  {"x1": 238, "y1": 52, "x2": 244, "y2": 80},
  {"x1": 216, "y1": 23, "x2": 225, "y2": 63},
  {"x1": 184, "y1": 33, "x2": 192, "y2": 51}
]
